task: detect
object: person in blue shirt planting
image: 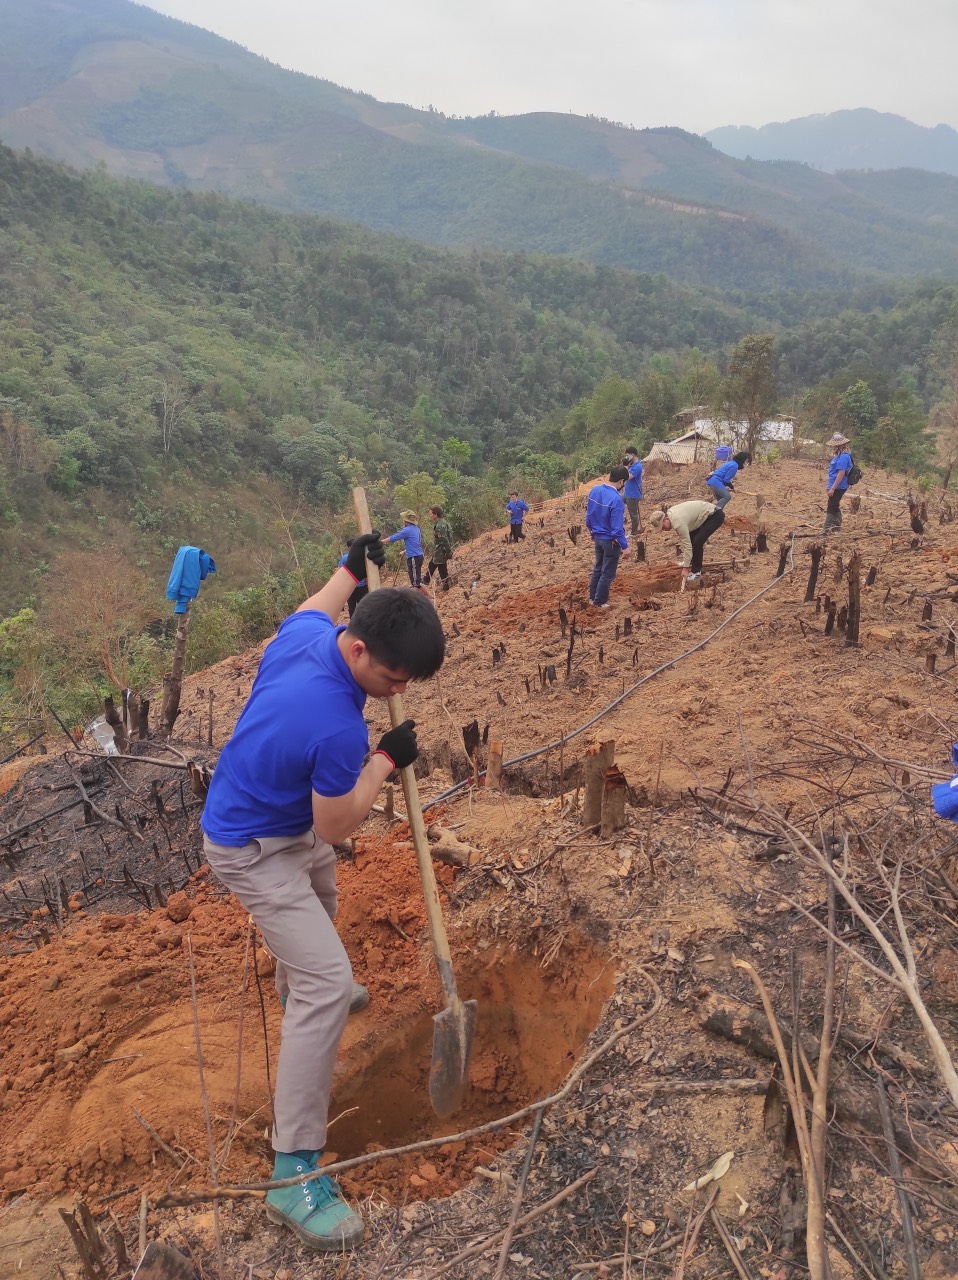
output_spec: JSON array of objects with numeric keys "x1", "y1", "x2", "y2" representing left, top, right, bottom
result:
[
  {"x1": 387, "y1": 510, "x2": 425, "y2": 587},
  {"x1": 706, "y1": 450, "x2": 751, "y2": 511},
  {"x1": 505, "y1": 492, "x2": 529, "y2": 542},
  {"x1": 201, "y1": 534, "x2": 445, "y2": 1252},
  {"x1": 823, "y1": 432, "x2": 852, "y2": 534},
  {"x1": 585, "y1": 465, "x2": 630, "y2": 608},
  {"x1": 622, "y1": 447, "x2": 644, "y2": 537}
]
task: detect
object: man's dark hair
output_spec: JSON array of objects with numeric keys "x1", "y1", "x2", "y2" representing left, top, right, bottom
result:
[
  {"x1": 347, "y1": 588, "x2": 445, "y2": 678},
  {"x1": 624, "y1": 447, "x2": 638, "y2": 457},
  {"x1": 430, "y1": 505, "x2": 443, "y2": 517},
  {"x1": 609, "y1": 465, "x2": 629, "y2": 483},
  {"x1": 510, "y1": 491, "x2": 519, "y2": 498},
  {"x1": 732, "y1": 451, "x2": 752, "y2": 467}
]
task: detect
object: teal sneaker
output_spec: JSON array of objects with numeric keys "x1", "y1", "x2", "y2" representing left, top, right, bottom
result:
[
  {"x1": 279, "y1": 982, "x2": 370, "y2": 1015},
  {"x1": 266, "y1": 1151, "x2": 364, "y2": 1251}
]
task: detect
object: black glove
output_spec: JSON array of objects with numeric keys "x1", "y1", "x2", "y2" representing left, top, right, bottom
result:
[
  {"x1": 344, "y1": 532, "x2": 385, "y2": 582},
  {"x1": 374, "y1": 719, "x2": 418, "y2": 769}
]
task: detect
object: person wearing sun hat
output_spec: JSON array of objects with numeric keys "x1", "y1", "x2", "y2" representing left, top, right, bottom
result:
[
  {"x1": 387, "y1": 510, "x2": 425, "y2": 587},
  {"x1": 648, "y1": 499, "x2": 724, "y2": 584},
  {"x1": 823, "y1": 432, "x2": 852, "y2": 534}
]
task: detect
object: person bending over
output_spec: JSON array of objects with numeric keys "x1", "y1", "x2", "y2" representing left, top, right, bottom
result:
[
  {"x1": 705, "y1": 451, "x2": 750, "y2": 511},
  {"x1": 649, "y1": 500, "x2": 725, "y2": 583}
]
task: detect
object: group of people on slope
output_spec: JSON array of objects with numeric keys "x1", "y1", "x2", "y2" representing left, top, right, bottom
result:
[
  {"x1": 197, "y1": 433, "x2": 860, "y2": 1258},
  {"x1": 584, "y1": 442, "x2": 751, "y2": 605},
  {"x1": 586, "y1": 432, "x2": 859, "y2": 607},
  {"x1": 361, "y1": 505, "x2": 456, "y2": 592}
]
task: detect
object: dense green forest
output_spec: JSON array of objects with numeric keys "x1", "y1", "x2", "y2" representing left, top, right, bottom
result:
[{"x1": 1, "y1": 143, "x2": 957, "y2": 733}]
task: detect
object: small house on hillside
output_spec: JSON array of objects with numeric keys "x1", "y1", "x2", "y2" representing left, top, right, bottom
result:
[
  {"x1": 645, "y1": 427, "x2": 716, "y2": 465},
  {"x1": 646, "y1": 410, "x2": 799, "y2": 464}
]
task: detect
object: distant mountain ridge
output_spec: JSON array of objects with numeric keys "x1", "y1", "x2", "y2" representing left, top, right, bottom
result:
[
  {"x1": 2, "y1": 0, "x2": 958, "y2": 292},
  {"x1": 706, "y1": 109, "x2": 958, "y2": 176}
]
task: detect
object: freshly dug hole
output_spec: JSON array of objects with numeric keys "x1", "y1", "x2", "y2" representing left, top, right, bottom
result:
[{"x1": 329, "y1": 934, "x2": 613, "y2": 1200}]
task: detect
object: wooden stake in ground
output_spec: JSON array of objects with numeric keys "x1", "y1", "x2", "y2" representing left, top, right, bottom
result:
[
  {"x1": 161, "y1": 603, "x2": 191, "y2": 739},
  {"x1": 486, "y1": 736, "x2": 503, "y2": 788},
  {"x1": 581, "y1": 739, "x2": 614, "y2": 827}
]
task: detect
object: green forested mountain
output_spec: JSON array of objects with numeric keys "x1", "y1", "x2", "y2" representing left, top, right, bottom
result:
[
  {"x1": 4, "y1": 0, "x2": 958, "y2": 292},
  {"x1": 1, "y1": 141, "x2": 957, "y2": 729}
]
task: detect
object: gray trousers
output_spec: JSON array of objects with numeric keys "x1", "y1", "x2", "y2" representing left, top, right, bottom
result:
[
  {"x1": 624, "y1": 496, "x2": 641, "y2": 536},
  {"x1": 203, "y1": 829, "x2": 352, "y2": 1154}
]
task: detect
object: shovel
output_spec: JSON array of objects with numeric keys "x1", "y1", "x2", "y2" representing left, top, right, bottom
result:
[{"x1": 352, "y1": 487, "x2": 477, "y2": 1118}]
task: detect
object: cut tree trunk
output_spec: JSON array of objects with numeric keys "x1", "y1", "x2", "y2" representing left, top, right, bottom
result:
[
  {"x1": 846, "y1": 551, "x2": 861, "y2": 646},
  {"x1": 581, "y1": 740, "x2": 615, "y2": 827},
  {"x1": 804, "y1": 544, "x2": 823, "y2": 604},
  {"x1": 103, "y1": 696, "x2": 128, "y2": 754},
  {"x1": 161, "y1": 603, "x2": 192, "y2": 740},
  {"x1": 599, "y1": 766, "x2": 627, "y2": 837}
]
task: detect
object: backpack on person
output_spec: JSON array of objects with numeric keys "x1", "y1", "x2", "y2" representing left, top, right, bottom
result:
[{"x1": 846, "y1": 456, "x2": 862, "y2": 486}]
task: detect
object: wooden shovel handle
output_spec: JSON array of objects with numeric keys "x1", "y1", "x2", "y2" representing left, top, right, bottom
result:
[{"x1": 352, "y1": 487, "x2": 461, "y2": 1006}]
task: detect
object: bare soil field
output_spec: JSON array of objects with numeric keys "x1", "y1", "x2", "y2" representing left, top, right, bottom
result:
[{"x1": 3, "y1": 456, "x2": 958, "y2": 1279}]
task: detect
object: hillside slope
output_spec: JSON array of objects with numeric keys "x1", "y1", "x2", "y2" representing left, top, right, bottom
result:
[
  {"x1": 4, "y1": 0, "x2": 958, "y2": 288},
  {"x1": 3, "y1": 457, "x2": 958, "y2": 1277}
]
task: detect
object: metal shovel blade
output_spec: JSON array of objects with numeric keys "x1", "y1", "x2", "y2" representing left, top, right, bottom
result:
[{"x1": 429, "y1": 996, "x2": 478, "y2": 1119}]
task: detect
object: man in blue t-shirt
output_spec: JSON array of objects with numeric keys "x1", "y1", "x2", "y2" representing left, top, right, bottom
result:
[
  {"x1": 585, "y1": 466, "x2": 630, "y2": 607},
  {"x1": 386, "y1": 511, "x2": 425, "y2": 587},
  {"x1": 622, "y1": 447, "x2": 644, "y2": 536},
  {"x1": 505, "y1": 492, "x2": 529, "y2": 542},
  {"x1": 201, "y1": 533, "x2": 445, "y2": 1253},
  {"x1": 823, "y1": 432, "x2": 853, "y2": 534}
]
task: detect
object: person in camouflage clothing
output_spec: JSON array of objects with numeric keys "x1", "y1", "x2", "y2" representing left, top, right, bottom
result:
[{"x1": 423, "y1": 504, "x2": 454, "y2": 591}]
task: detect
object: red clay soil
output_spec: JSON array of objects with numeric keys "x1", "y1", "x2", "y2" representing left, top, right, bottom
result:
[{"x1": 4, "y1": 455, "x2": 958, "y2": 1278}]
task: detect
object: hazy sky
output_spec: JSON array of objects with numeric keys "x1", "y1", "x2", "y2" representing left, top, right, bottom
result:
[{"x1": 146, "y1": 0, "x2": 958, "y2": 134}]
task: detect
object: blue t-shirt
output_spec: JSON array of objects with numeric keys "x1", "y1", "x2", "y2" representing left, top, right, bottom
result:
[
  {"x1": 201, "y1": 611, "x2": 369, "y2": 846},
  {"x1": 828, "y1": 451, "x2": 852, "y2": 491},
  {"x1": 624, "y1": 460, "x2": 643, "y2": 500},
  {"x1": 388, "y1": 524, "x2": 424, "y2": 558},
  {"x1": 707, "y1": 460, "x2": 739, "y2": 487},
  {"x1": 585, "y1": 483, "x2": 629, "y2": 550},
  {"x1": 506, "y1": 499, "x2": 529, "y2": 523}
]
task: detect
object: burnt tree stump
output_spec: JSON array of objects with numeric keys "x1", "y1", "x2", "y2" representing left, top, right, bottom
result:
[
  {"x1": 846, "y1": 551, "x2": 861, "y2": 646},
  {"x1": 804, "y1": 544, "x2": 823, "y2": 603},
  {"x1": 103, "y1": 696, "x2": 128, "y2": 754}
]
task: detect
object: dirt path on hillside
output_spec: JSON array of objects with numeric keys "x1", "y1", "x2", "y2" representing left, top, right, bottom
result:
[{"x1": 3, "y1": 458, "x2": 958, "y2": 1278}]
